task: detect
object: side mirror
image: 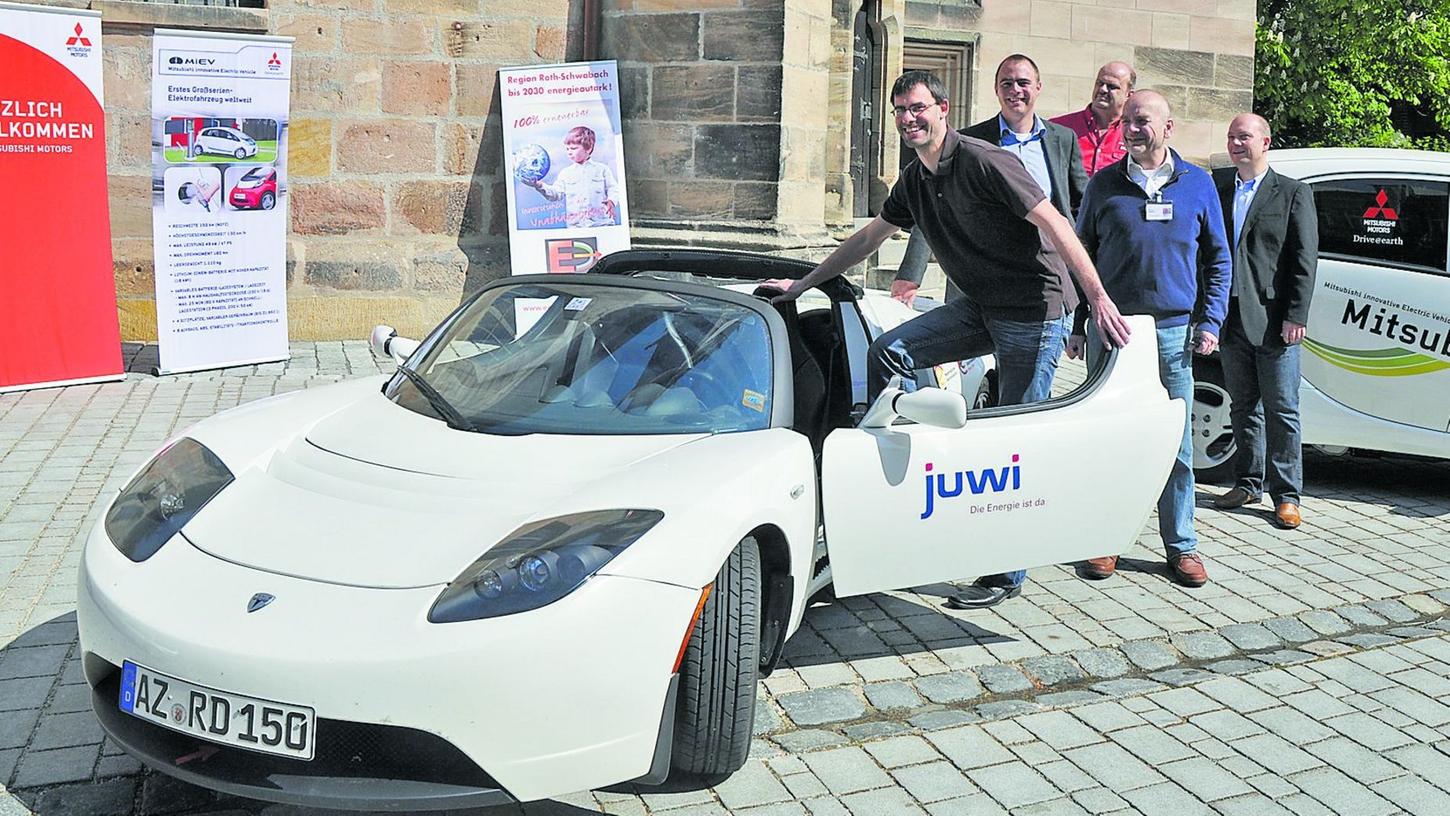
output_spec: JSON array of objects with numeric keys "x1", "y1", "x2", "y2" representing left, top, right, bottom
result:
[
  {"x1": 369, "y1": 324, "x2": 419, "y2": 365},
  {"x1": 859, "y1": 387, "x2": 969, "y2": 430}
]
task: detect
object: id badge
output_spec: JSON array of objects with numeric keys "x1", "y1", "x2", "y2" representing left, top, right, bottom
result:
[{"x1": 1145, "y1": 200, "x2": 1174, "y2": 221}]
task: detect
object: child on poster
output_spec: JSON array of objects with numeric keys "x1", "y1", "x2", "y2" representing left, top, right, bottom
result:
[{"x1": 523, "y1": 126, "x2": 619, "y2": 228}]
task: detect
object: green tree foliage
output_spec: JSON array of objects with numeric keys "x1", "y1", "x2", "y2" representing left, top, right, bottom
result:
[{"x1": 1256, "y1": 0, "x2": 1450, "y2": 149}]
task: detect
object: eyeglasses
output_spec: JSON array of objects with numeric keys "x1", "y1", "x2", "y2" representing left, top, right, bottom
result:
[{"x1": 892, "y1": 102, "x2": 936, "y2": 118}]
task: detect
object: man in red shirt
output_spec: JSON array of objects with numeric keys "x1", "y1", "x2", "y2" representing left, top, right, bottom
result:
[{"x1": 1050, "y1": 61, "x2": 1135, "y2": 177}]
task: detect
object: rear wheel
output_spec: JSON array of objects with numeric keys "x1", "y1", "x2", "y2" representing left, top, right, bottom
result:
[
  {"x1": 1192, "y1": 358, "x2": 1237, "y2": 483},
  {"x1": 672, "y1": 537, "x2": 761, "y2": 777}
]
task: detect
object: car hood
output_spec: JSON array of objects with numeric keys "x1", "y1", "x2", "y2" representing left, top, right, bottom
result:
[{"x1": 181, "y1": 393, "x2": 706, "y2": 588}]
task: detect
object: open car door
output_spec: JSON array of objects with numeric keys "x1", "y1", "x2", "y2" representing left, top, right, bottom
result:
[{"x1": 821, "y1": 315, "x2": 1184, "y2": 597}]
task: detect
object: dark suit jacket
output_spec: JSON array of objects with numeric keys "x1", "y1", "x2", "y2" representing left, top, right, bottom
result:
[
  {"x1": 1212, "y1": 167, "x2": 1318, "y2": 346},
  {"x1": 961, "y1": 115, "x2": 1088, "y2": 220}
]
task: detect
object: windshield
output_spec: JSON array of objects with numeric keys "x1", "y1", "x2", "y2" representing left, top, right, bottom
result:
[
  {"x1": 241, "y1": 168, "x2": 268, "y2": 182},
  {"x1": 384, "y1": 282, "x2": 776, "y2": 435}
]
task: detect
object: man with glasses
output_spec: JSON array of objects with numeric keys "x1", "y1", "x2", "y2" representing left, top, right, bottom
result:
[
  {"x1": 892, "y1": 55, "x2": 1087, "y2": 307},
  {"x1": 768, "y1": 70, "x2": 1131, "y2": 609}
]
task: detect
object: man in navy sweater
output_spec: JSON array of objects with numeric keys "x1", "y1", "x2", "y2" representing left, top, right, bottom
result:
[{"x1": 1069, "y1": 90, "x2": 1232, "y2": 587}]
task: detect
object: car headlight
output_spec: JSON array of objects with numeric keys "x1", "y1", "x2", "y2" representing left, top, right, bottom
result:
[
  {"x1": 103, "y1": 438, "x2": 233, "y2": 562},
  {"x1": 429, "y1": 509, "x2": 663, "y2": 623}
]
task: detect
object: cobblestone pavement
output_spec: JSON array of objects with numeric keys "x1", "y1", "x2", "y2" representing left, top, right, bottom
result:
[{"x1": 2, "y1": 343, "x2": 1449, "y2": 815}]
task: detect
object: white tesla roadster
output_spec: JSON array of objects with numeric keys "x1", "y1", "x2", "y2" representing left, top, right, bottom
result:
[{"x1": 78, "y1": 250, "x2": 1183, "y2": 810}]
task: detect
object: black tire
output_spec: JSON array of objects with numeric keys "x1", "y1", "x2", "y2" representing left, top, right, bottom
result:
[
  {"x1": 672, "y1": 537, "x2": 761, "y2": 777},
  {"x1": 1191, "y1": 357, "x2": 1237, "y2": 484},
  {"x1": 234, "y1": 148, "x2": 247, "y2": 159},
  {"x1": 260, "y1": 191, "x2": 276, "y2": 210}
]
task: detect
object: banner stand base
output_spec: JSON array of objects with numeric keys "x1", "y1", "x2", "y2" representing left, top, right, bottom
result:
[
  {"x1": 154, "y1": 353, "x2": 291, "y2": 378},
  {"x1": 0, "y1": 372, "x2": 126, "y2": 395}
]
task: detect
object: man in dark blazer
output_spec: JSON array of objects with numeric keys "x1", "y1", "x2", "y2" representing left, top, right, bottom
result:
[
  {"x1": 1211, "y1": 113, "x2": 1318, "y2": 529},
  {"x1": 891, "y1": 54, "x2": 1087, "y2": 305}
]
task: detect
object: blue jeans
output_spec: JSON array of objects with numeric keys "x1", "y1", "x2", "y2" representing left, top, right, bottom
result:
[
  {"x1": 1091, "y1": 323, "x2": 1198, "y2": 557},
  {"x1": 1219, "y1": 312, "x2": 1302, "y2": 505},
  {"x1": 866, "y1": 297, "x2": 1069, "y2": 408},
  {"x1": 865, "y1": 298, "x2": 1070, "y2": 591}
]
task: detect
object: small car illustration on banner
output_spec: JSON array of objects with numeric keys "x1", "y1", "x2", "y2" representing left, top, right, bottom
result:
[
  {"x1": 229, "y1": 166, "x2": 277, "y2": 210},
  {"x1": 194, "y1": 126, "x2": 258, "y2": 160}
]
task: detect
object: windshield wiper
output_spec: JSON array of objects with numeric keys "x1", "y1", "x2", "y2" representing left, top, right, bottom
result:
[{"x1": 395, "y1": 366, "x2": 476, "y2": 431}]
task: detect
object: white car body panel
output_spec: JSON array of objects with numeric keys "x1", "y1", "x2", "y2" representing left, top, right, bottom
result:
[
  {"x1": 1269, "y1": 149, "x2": 1450, "y2": 451},
  {"x1": 824, "y1": 315, "x2": 1182, "y2": 596},
  {"x1": 78, "y1": 529, "x2": 696, "y2": 801}
]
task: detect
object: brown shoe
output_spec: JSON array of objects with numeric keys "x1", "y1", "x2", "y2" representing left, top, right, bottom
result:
[
  {"x1": 1212, "y1": 486, "x2": 1260, "y2": 509},
  {"x1": 1170, "y1": 553, "x2": 1209, "y2": 587},
  {"x1": 1082, "y1": 556, "x2": 1118, "y2": 580},
  {"x1": 1274, "y1": 502, "x2": 1302, "y2": 529}
]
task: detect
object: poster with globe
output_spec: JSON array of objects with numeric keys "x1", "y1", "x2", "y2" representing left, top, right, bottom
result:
[{"x1": 499, "y1": 60, "x2": 630, "y2": 274}]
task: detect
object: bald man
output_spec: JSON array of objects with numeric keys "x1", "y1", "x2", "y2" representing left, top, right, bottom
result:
[
  {"x1": 1050, "y1": 61, "x2": 1136, "y2": 176},
  {"x1": 1210, "y1": 113, "x2": 1318, "y2": 530},
  {"x1": 1071, "y1": 90, "x2": 1232, "y2": 587}
]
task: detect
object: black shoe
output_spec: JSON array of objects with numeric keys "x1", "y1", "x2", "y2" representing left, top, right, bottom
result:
[
  {"x1": 1212, "y1": 486, "x2": 1261, "y2": 509},
  {"x1": 944, "y1": 583, "x2": 1022, "y2": 609}
]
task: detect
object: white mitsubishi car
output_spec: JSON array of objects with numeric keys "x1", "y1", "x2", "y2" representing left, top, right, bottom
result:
[
  {"x1": 1193, "y1": 148, "x2": 1450, "y2": 479},
  {"x1": 78, "y1": 250, "x2": 1183, "y2": 810},
  {"x1": 194, "y1": 126, "x2": 258, "y2": 160}
]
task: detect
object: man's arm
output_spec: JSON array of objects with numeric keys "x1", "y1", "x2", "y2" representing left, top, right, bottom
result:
[
  {"x1": 1062, "y1": 129, "x2": 1088, "y2": 217},
  {"x1": 1281, "y1": 180, "x2": 1319, "y2": 330},
  {"x1": 1024, "y1": 199, "x2": 1130, "y2": 348},
  {"x1": 770, "y1": 216, "x2": 901, "y2": 300},
  {"x1": 1194, "y1": 189, "x2": 1234, "y2": 353},
  {"x1": 890, "y1": 227, "x2": 931, "y2": 306}
]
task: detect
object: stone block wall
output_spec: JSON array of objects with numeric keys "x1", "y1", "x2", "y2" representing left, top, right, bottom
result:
[
  {"x1": 42, "y1": 0, "x2": 577, "y2": 341},
  {"x1": 605, "y1": 0, "x2": 786, "y2": 226},
  {"x1": 906, "y1": 0, "x2": 1256, "y2": 165}
]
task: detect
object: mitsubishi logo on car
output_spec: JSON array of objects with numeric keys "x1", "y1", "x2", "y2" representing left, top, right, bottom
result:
[
  {"x1": 1362, "y1": 189, "x2": 1399, "y2": 220},
  {"x1": 247, "y1": 593, "x2": 276, "y2": 613}
]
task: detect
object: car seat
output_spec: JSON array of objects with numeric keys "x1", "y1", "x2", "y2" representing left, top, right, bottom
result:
[{"x1": 754, "y1": 289, "x2": 828, "y2": 452}]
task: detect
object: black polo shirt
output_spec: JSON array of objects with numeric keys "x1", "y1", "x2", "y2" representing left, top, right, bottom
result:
[{"x1": 880, "y1": 128, "x2": 1073, "y2": 321}]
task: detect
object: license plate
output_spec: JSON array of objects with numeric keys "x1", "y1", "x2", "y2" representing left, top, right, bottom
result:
[{"x1": 119, "y1": 661, "x2": 315, "y2": 760}]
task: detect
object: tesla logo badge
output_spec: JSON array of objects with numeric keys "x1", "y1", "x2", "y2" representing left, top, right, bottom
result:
[
  {"x1": 545, "y1": 238, "x2": 602, "y2": 273},
  {"x1": 247, "y1": 593, "x2": 275, "y2": 613},
  {"x1": 1363, "y1": 189, "x2": 1399, "y2": 220},
  {"x1": 65, "y1": 23, "x2": 91, "y2": 47},
  {"x1": 268, "y1": 52, "x2": 282, "y2": 67}
]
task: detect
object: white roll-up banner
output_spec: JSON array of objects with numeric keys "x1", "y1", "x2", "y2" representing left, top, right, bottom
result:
[{"x1": 150, "y1": 29, "x2": 292, "y2": 375}]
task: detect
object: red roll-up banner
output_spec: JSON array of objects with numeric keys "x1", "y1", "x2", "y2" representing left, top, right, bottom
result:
[{"x1": 0, "y1": 1, "x2": 122, "y2": 393}]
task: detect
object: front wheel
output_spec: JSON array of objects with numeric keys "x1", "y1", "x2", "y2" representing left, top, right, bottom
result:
[
  {"x1": 234, "y1": 148, "x2": 247, "y2": 159},
  {"x1": 1191, "y1": 358, "x2": 1237, "y2": 483},
  {"x1": 672, "y1": 537, "x2": 761, "y2": 777}
]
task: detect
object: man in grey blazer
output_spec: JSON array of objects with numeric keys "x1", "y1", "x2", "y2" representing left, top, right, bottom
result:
[
  {"x1": 892, "y1": 54, "x2": 1088, "y2": 306},
  {"x1": 1211, "y1": 113, "x2": 1318, "y2": 529}
]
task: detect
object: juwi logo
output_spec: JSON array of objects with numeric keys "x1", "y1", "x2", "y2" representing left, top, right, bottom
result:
[{"x1": 921, "y1": 456, "x2": 1021, "y2": 520}]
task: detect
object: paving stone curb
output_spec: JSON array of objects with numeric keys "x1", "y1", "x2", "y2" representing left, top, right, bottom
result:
[{"x1": 756, "y1": 593, "x2": 1450, "y2": 751}]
